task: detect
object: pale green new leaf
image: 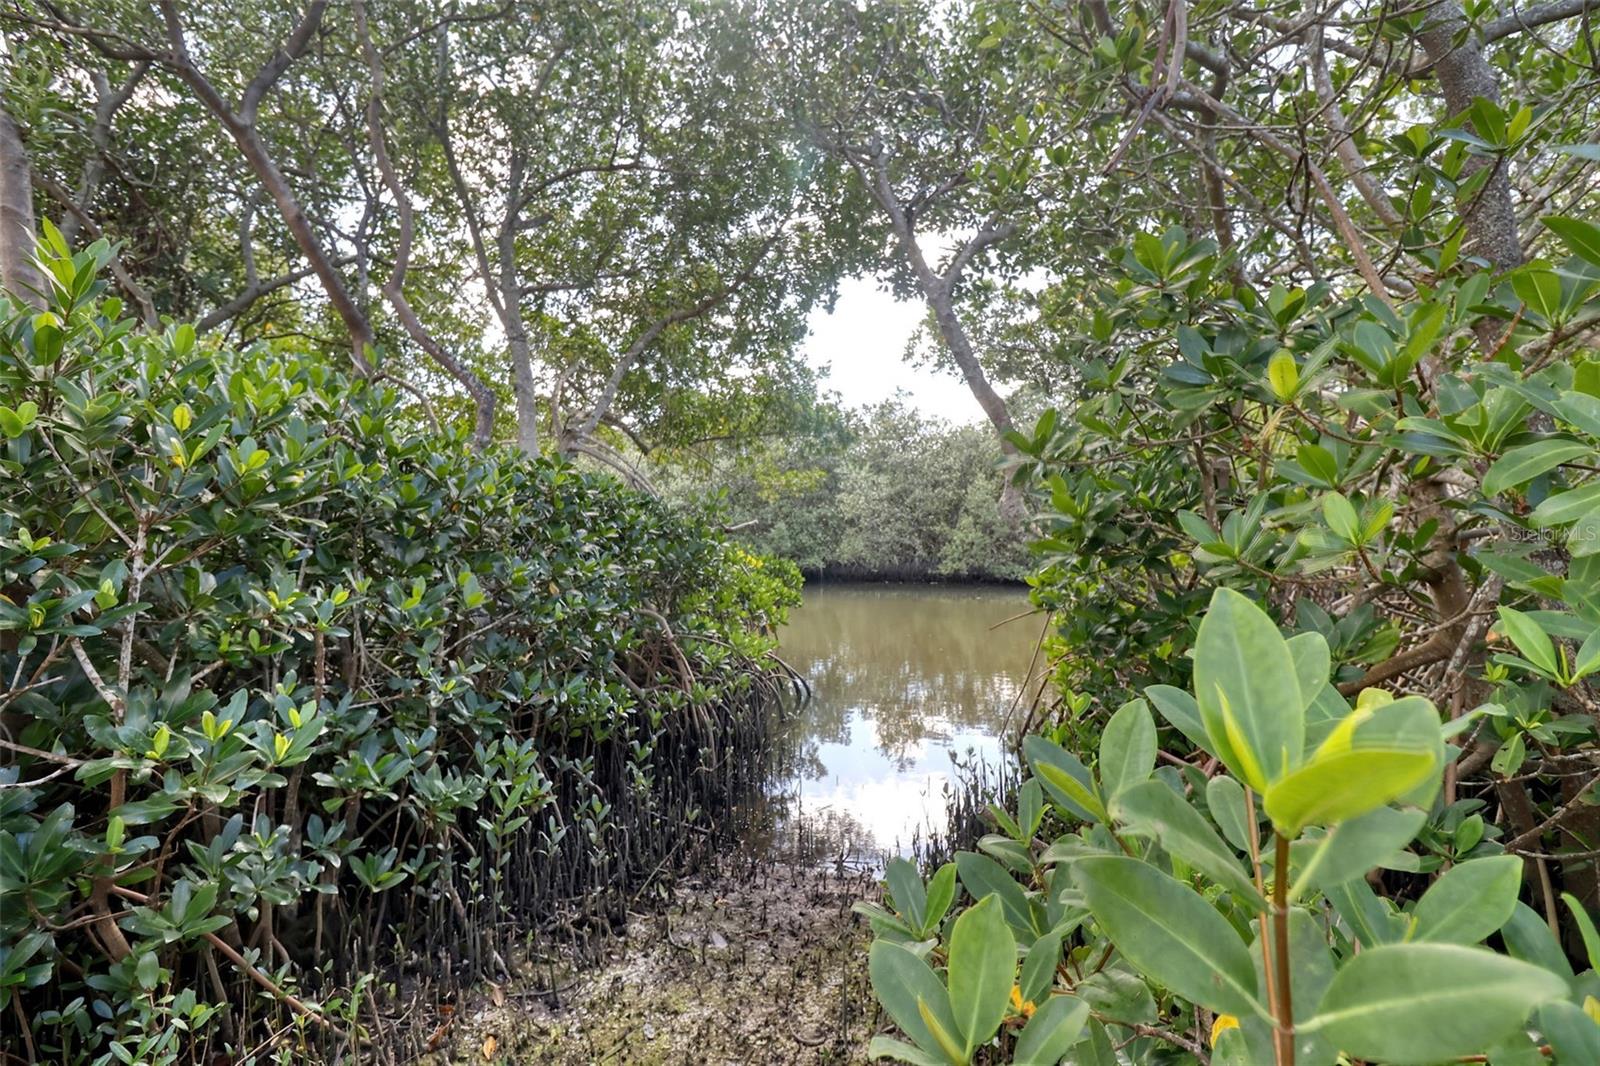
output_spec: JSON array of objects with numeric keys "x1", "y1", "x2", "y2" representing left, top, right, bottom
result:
[{"x1": 1263, "y1": 746, "x2": 1436, "y2": 835}]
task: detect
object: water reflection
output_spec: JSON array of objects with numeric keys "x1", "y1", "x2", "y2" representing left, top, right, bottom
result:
[{"x1": 772, "y1": 583, "x2": 1042, "y2": 861}]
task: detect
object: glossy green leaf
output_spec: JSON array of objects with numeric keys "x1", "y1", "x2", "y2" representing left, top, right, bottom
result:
[
  {"x1": 1074, "y1": 855, "x2": 1261, "y2": 1016},
  {"x1": 1497, "y1": 606, "x2": 1561, "y2": 677},
  {"x1": 1545, "y1": 215, "x2": 1600, "y2": 267},
  {"x1": 1531, "y1": 483, "x2": 1600, "y2": 527},
  {"x1": 1483, "y1": 440, "x2": 1591, "y2": 497}
]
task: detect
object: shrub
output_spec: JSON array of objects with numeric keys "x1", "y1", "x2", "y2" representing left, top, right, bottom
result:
[
  {"x1": 860, "y1": 587, "x2": 1598, "y2": 1065},
  {"x1": 0, "y1": 240, "x2": 799, "y2": 1062}
]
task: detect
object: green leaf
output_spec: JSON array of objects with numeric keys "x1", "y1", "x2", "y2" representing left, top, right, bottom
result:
[
  {"x1": 1483, "y1": 440, "x2": 1592, "y2": 497},
  {"x1": 1326, "y1": 877, "x2": 1405, "y2": 946},
  {"x1": 1565, "y1": 891, "x2": 1600, "y2": 971},
  {"x1": 923, "y1": 863, "x2": 957, "y2": 933},
  {"x1": 1497, "y1": 606, "x2": 1561, "y2": 678},
  {"x1": 1287, "y1": 631, "x2": 1332, "y2": 713},
  {"x1": 1012, "y1": 995, "x2": 1090, "y2": 1065},
  {"x1": 1322, "y1": 492, "x2": 1362, "y2": 544},
  {"x1": 1145, "y1": 684, "x2": 1211, "y2": 754},
  {"x1": 886, "y1": 857, "x2": 927, "y2": 930},
  {"x1": 954, "y1": 852, "x2": 1037, "y2": 938},
  {"x1": 135, "y1": 951, "x2": 159, "y2": 991},
  {"x1": 1267, "y1": 350, "x2": 1299, "y2": 402},
  {"x1": 1019, "y1": 931, "x2": 1063, "y2": 1005},
  {"x1": 866, "y1": 1036, "x2": 944, "y2": 1066},
  {"x1": 1501, "y1": 902, "x2": 1573, "y2": 980},
  {"x1": 1073, "y1": 856, "x2": 1260, "y2": 1017},
  {"x1": 1289, "y1": 806, "x2": 1426, "y2": 896},
  {"x1": 1410, "y1": 855, "x2": 1522, "y2": 944},
  {"x1": 1537, "y1": 1001, "x2": 1600, "y2": 1065},
  {"x1": 869, "y1": 942, "x2": 963, "y2": 1064},
  {"x1": 1098, "y1": 698, "x2": 1155, "y2": 799},
  {"x1": 1205, "y1": 775, "x2": 1252, "y2": 852},
  {"x1": 1570, "y1": 503, "x2": 1600, "y2": 557},
  {"x1": 946, "y1": 895, "x2": 1015, "y2": 1055},
  {"x1": 1513, "y1": 267, "x2": 1564, "y2": 322},
  {"x1": 1545, "y1": 216, "x2": 1600, "y2": 267},
  {"x1": 1263, "y1": 746, "x2": 1437, "y2": 835},
  {"x1": 1025, "y1": 735, "x2": 1105, "y2": 824},
  {"x1": 1302, "y1": 943, "x2": 1567, "y2": 1064},
  {"x1": 1531, "y1": 482, "x2": 1600, "y2": 527},
  {"x1": 1193, "y1": 588, "x2": 1303, "y2": 792},
  {"x1": 1297, "y1": 444, "x2": 1340, "y2": 486},
  {"x1": 1554, "y1": 390, "x2": 1600, "y2": 437},
  {"x1": 1112, "y1": 779, "x2": 1263, "y2": 907}
]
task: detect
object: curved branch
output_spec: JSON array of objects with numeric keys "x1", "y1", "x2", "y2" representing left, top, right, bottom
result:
[{"x1": 355, "y1": 0, "x2": 496, "y2": 447}]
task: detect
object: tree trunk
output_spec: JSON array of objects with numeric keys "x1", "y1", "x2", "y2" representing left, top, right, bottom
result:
[
  {"x1": 498, "y1": 221, "x2": 541, "y2": 455},
  {"x1": 0, "y1": 102, "x2": 44, "y2": 309},
  {"x1": 1415, "y1": 2, "x2": 1524, "y2": 272}
]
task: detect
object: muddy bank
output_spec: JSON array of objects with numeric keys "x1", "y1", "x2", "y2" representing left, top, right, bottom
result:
[{"x1": 441, "y1": 860, "x2": 880, "y2": 1064}]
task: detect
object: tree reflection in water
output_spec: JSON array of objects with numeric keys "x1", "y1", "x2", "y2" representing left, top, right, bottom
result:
[{"x1": 767, "y1": 583, "x2": 1041, "y2": 863}]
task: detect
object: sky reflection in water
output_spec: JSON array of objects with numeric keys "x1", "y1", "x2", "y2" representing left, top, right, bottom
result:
[{"x1": 774, "y1": 583, "x2": 1042, "y2": 860}]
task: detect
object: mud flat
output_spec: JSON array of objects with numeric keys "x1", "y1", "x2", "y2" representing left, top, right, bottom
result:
[{"x1": 444, "y1": 860, "x2": 880, "y2": 1064}]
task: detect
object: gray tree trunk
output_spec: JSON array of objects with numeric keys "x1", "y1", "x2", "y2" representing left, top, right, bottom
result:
[
  {"x1": 0, "y1": 102, "x2": 44, "y2": 309},
  {"x1": 1415, "y1": 2, "x2": 1525, "y2": 271}
]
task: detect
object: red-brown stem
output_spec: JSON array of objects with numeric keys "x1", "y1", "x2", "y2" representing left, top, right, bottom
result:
[
  {"x1": 1245, "y1": 790, "x2": 1281, "y2": 1057},
  {"x1": 1272, "y1": 832, "x2": 1295, "y2": 1066}
]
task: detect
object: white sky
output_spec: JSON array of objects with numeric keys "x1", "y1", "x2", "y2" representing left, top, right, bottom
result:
[{"x1": 802, "y1": 276, "x2": 986, "y2": 425}]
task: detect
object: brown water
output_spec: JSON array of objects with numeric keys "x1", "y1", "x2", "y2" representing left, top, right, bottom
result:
[{"x1": 773, "y1": 582, "x2": 1044, "y2": 860}]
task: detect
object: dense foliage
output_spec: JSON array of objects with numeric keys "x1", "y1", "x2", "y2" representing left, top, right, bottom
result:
[
  {"x1": 830, "y1": 0, "x2": 1600, "y2": 1061},
  {"x1": 0, "y1": 242, "x2": 799, "y2": 1063},
  {"x1": 861, "y1": 589, "x2": 1599, "y2": 1065},
  {"x1": 657, "y1": 398, "x2": 1031, "y2": 582}
]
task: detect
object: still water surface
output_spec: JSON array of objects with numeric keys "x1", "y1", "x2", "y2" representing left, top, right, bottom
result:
[{"x1": 774, "y1": 583, "x2": 1042, "y2": 860}]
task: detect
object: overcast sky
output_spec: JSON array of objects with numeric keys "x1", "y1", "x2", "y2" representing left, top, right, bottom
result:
[{"x1": 801, "y1": 276, "x2": 985, "y2": 425}]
